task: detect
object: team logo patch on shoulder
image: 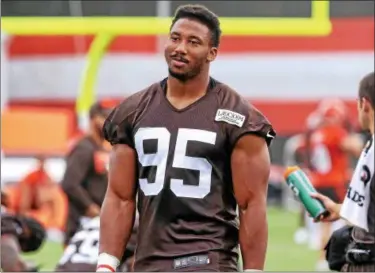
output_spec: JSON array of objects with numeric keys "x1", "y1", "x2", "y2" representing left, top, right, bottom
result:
[{"x1": 215, "y1": 109, "x2": 245, "y2": 128}]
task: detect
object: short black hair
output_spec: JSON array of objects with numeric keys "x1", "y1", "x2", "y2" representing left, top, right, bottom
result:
[
  {"x1": 171, "y1": 4, "x2": 221, "y2": 48},
  {"x1": 359, "y1": 72, "x2": 375, "y2": 109},
  {"x1": 89, "y1": 100, "x2": 116, "y2": 119}
]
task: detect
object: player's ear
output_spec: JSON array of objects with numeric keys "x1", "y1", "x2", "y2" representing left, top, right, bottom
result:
[
  {"x1": 207, "y1": 47, "x2": 217, "y2": 62},
  {"x1": 363, "y1": 98, "x2": 371, "y2": 113}
]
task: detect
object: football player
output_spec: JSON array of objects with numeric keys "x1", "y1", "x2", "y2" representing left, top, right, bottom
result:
[
  {"x1": 62, "y1": 101, "x2": 114, "y2": 245},
  {"x1": 98, "y1": 4, "x2": 275, "y2": 272}
]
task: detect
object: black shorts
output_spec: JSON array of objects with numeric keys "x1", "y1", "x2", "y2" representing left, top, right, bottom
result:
[{"x1": 316, "y1": 186, "x2": 341, "y2": 203}]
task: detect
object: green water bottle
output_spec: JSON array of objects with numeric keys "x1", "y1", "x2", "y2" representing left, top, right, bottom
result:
[{"x1": 284, "y1": 166, "x2": 328, "y2": 221}]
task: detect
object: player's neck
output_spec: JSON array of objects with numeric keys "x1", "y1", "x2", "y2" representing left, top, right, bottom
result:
[
  {"x1": 167, "y1": 73, "x2": 210, "y2": 99},
  {"x1": 369, "y1": 113, "x2": 374, "y2": 136},
  {"x1": 88, "y1": 128, "x2": 103, "y2": 147}
]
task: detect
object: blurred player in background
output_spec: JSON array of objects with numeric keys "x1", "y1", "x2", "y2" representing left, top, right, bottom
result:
[
  {"x1": 304, "y1": 98, "x2": 363, "y2": 270},
  {"x1": 98, "y1": 4, "x2": 275, "y2": 272},
  {"x1": 285, "y1": 110, "x2": 323, "y2": 247},
  {"x1": 4, "y1": 155, "x2": 68, "y2": 237},
  {"x1": 61, "y1": 101, "x2": 114, "y2": 245},
  {"x1": 55, "y1": 215, "x2": 138, "y2": 272},
  {"x1": 1, "y1": 191, "x2": 46, "y2": 272}
]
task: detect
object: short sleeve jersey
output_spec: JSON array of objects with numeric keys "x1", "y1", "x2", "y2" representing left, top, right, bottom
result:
[{"x1": 103, "y1": 78, "x2": 275, "y2": 271}]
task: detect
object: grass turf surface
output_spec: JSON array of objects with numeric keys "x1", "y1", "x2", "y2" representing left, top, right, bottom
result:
[{"x1": 23, "y1": 207, "x2": 319, "y2": 271}]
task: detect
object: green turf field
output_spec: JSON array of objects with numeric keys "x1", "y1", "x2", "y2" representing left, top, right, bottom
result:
[{"x1": 23, "y1": 207, "x2": 319, "y2": 271}]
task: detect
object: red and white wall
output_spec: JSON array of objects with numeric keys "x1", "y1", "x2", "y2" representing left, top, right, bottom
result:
[
  {"x1": 1, "y1": 18, "x2": 373, "y2": 184},
  {"x1": 3, "y1": 18, "x2": 374, "y2": 134}
]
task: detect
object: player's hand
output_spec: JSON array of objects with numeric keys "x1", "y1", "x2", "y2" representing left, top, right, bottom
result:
[
  {"x1": 86, "y1": 204, "x2": 100, "y2": 218},
  {"x1": 310, "y1": 192, "x2": 341, "y2": 222}
]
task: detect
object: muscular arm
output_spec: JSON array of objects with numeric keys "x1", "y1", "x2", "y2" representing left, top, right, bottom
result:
[
  {"x1": 18, "y1": 182, "x2": 32, "y2": 214},
  {"x1": 99, "y1": 144, "x2": 137, "y2": 261},
  {"x1": 232, "y1": 134, "x2": 271, "y2": 271}
]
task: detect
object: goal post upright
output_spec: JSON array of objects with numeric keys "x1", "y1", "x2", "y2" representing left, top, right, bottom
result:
[{"x1": 76, "y1": 33, "x2": 115, "y2": 130}]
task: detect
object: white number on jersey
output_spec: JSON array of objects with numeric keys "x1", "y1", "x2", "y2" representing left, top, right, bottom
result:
[
  {"x1": 134, "y1": 128, "x2": 217, "y2": 199},
  {"x1": 311, "y1": 144, "x2": 332, "y2": 174},
  {"x1": 58, "y1": 221, "x2": 99, "y2": 265}
]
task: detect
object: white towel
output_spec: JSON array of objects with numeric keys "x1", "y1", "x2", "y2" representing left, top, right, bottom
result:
[{"x1": 340, "y1": 135, "x2": 374, "y2": 231}]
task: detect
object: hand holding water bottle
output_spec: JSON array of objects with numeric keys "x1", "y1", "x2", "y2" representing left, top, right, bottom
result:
[
  {"x1": 310, "y1": 192, "x2": 342, "y2": 222},
  {"x1": 284, "y1": 166, "x2": 329, "y2": 221}
]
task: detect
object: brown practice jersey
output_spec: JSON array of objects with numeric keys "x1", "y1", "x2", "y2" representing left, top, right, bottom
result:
[
  {"x1": 61, "y1": 136, "x2": 109, "y2": 243},
  {"x1": 103, "y1": 78, "x2": 276, "y2": 272}
]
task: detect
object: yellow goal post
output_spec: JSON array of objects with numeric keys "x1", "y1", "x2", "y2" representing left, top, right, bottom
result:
[{"x1": 1, "y1": 0, "x2": 331, "y2": 126}]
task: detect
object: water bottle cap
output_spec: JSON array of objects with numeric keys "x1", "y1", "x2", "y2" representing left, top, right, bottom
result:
[{"x1": 284, "y1": 166, "x2": 300, "y2": 180}]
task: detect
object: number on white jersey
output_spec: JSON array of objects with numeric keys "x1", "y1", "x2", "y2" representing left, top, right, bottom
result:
[
  {"x1": 134, "y1": 128, "x2": 217, "y2": 199},
  {"x1": 58, "y1": 219, "x2": 99, "y2": 265},
  {"x1": 311, "y1": 144, "x2": 332, "y2": 174}
]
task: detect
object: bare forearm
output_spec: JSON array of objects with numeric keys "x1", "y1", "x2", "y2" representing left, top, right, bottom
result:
[
  {"x1": 231, "y1": 134, "x2": 271, "y2": 270},
  {"x1": 239, "y1": 204, "x2": 268, "y2": 270},
  {"x1": 336, "y1": 204, "x2": 342, "y2": 214},
  {"x1": 62, "y1": 177, "x2": 94, "y2": 212},
  {"x1": 19, "y1": 186, "x2": 31, "y2": 213},
  {"x1": 66, "y1": 186, "x2": 94, "y2": 212},
  {"x1": 99, "y1": 192, "x2": 136, "y2": 259}
]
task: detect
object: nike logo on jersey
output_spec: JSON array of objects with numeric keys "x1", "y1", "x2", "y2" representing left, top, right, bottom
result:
[
  {"x1": 267, "y1": 131, "x2": 275, "y2": 139},
  {"x1": 215, "y1": 109, "x2": 245, "y2": 128}
]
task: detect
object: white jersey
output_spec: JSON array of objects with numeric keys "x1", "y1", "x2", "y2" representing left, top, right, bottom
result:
[
  {"x1": 57, "y1": 217, "x2": 100, "y2": 270},
  {"x1": 56, "y1": 215, "x2": 139, "y2": 272}
]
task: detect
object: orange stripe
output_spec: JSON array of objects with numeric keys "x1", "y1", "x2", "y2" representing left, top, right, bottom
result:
[
  {"x1": 8, "y1": 99, "x2": 359, "y2": 135},
  {"x1": 8, "y1": 35, "x2": 158, "y2": 57},
  {"x1": 7, "y1": 18, "x2": 374, "y2": 57},
  {"x1": 97, "y1": 264, "x2": 116, "y2": 272},
  {"x1": 1, "y1": 106, "x2": 75, "y2": 156}
]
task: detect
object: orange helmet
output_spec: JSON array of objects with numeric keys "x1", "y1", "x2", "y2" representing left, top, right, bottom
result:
[
  {"x1": 316, "y1": 98, "x2": 347, "y2": 122},
  {"x1": 305, "y1": 110, "x2": 322, "y2": 130}
]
